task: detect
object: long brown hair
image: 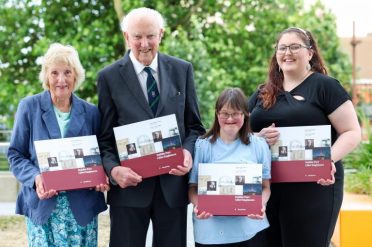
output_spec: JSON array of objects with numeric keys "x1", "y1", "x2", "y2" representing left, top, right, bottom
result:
[
  {"x1": 202, "y1": 88, "x2": 251, "y2": 144},
  {"x1": 259, "y1": 27, "x2": 328, "y2": 109}
]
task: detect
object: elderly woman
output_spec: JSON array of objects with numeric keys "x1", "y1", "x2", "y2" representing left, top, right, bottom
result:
[{"x1": 8, "y1": 43, "x2": 108, "y2": 246}]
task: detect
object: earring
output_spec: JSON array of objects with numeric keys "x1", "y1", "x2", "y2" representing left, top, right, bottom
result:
[
  {"x1": 278, "y1": 66, "x2": 281, "y2": 73},
  {"x1": 306, "y1": 63, "x2": 311, "y2": 71}
]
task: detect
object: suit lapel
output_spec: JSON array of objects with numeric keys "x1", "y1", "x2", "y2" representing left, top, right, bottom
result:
[
  {"x1": 156, "y1": 53, "x2": 170, "y2": 116},
  {"x1": 65, "y1": 95, "x2": 85, "y2": 138},
  {"x1": 118, "y1": 53, "x2": 153, "y2": 116},
  {"x1": 40, "y1": 91, "x2": 61, "y2": 139}
]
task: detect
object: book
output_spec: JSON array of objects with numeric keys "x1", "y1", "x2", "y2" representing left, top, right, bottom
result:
[
  {"x1": 197, "y1": 163, "x2": 263, "y2": 216},
  {"x1": 271, "y1": 125, "x2": 332, "y2": 183},
  {"x1": 34, "y1": 135, "x2": 106, "y2": 191},
  {"x1": 113, "y1": 114, "x2": 184, "y2": 178}
]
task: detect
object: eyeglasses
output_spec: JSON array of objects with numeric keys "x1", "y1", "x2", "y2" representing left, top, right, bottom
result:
[
  {"x1": 218, "y1": 111, "x2": 244, "y2": 120},
  {"x1": 276, "y1": 43, "x2": 311, "y2": 54}
]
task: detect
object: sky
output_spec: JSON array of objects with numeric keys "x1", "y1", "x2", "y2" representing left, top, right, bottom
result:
[{"x1": 304, "y1": 0, "x2": 372, "y2": 37}]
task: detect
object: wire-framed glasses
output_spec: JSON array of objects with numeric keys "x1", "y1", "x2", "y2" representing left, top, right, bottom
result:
[
  {"x1": 217, "y1": 111, "x2": 244, "y2": 120},
  {"x1": 276, "y1": 43, "x2": 311, "y2": 54}
]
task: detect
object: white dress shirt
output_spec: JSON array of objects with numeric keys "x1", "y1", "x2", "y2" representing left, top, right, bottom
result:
[{"x1": 129, "y1": 52, "x2": 160, "y2": 102}]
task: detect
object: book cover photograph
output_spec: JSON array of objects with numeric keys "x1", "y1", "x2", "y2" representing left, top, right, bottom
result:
[
  {"x1": 271, "y1": 125, "x2": 332, "y2": 183},
  {"x1": 197, "y1": 163, "x2": 263, "y2": 216},
  {"x1": 113, "y1": 114, "x2": 184, "y2": 178},
  {"x1": 34, "y1": 135, "x2": 106, "y2": 191}
]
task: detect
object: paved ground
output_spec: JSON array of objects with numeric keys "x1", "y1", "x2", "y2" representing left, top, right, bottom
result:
[
  {"x1": 0, "y1": 202, "x2": 14, "y2": 216},
  {"x1": 0, "y1": 202, "x2": 195, "y2": 247},
  {"x1": 0, "y1": 203, "x2": 335, "y2": 247}
]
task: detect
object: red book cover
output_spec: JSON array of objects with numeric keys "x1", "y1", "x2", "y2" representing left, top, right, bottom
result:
[
  {"x1": 271, "y1": 125, "x2": 332, "y2": 183},
  {"x1": 34, "y1": 135, "x2": 107, "y2": 191},
  {"x1": 197, "y1": 163, "x2": 263, "y2": 216},
  {"x1": 113, "y1": 114, "x2": 184, "y2": 178}
]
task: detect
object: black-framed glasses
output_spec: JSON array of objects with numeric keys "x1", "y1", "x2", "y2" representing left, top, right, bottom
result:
[
  {"x1": 276, "y1": 43, "x2": 311, "y2": 54},
  {"x1": 217, "y1": 111, "x2": 244, "y2": 120}
]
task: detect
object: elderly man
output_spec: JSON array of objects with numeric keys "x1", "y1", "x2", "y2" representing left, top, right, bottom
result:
[{"x1": 97, "y1": 7, "x2": 205, "y2": 247}]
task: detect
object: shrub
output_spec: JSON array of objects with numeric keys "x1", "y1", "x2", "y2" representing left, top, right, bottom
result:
[{"x1": 344, "y1": 108, "x2": 372, "y2": 195}]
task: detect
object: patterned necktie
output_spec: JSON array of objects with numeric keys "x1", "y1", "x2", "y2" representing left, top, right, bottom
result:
[{"x1": 144, "y1": 67, "x2": 160, "y2": 115}]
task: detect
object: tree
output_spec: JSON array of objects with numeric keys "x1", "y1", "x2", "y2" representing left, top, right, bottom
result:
[
  {"x1": 159, "y1": 0, "x2": 352, "y2": 125},
  {"x1": 0, "y1": 0, "x2": 123, "y2": 127},
  {"x1": 0, "y1": 0, "x2": 352, "y2": 129}
]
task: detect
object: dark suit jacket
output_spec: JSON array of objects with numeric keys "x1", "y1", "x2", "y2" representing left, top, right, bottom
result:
[
  {"x1": 7, "y1": 90, "x2": 107, "y2": 225},
  {"x1": 97, "y1": 51, "x2": 205, "y2": 208}
]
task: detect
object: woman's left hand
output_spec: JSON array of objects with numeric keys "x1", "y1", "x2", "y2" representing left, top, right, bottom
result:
[
  {"x1": 317, "y1": 161, "x2": 336, "y2": 186},
  {"x1": 194, "y1": 205, "x2": 213, "y2": 219}
]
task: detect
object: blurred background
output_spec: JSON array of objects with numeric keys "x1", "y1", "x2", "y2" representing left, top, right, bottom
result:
[{"x1": 1, "y1": 1, "x2": 371, "y2": 246}]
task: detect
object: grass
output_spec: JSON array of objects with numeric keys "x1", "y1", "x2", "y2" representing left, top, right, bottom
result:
[
  {"x1": 343, "y1": 108, "x2": 372, "y2": 196},
  {"x1": 0, "y1": 215, "x2": 27, "y2": 247},
  {"x1": 0, "y1": 155, "x2": 9, "y2": 171},
  {"x1": 0, "y1": 215, "x2": 24, "y2": 230},
  {"x1": 345, "y1": 166, "x2": 372, "y2": 196},
  {"x1": 0, "y1": 214, "x2": 110, "y2": 247}
]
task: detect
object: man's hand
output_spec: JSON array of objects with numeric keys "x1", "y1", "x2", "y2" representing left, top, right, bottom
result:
[
  {"x1": 169, "y1": 149, "x2": 192, "y2": 176},
  {"x1": 111, "y1": 166, "x2": 142, "y2": 188}
]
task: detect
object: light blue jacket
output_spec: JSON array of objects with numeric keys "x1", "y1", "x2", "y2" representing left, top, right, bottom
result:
[{"x1": 8, "y1": 90, "x2": 107, "y2": 225}]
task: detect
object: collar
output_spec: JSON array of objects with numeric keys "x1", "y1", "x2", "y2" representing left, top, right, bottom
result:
[{"x1": 129, "y1": 51, "x2": 159, "y2": 74}]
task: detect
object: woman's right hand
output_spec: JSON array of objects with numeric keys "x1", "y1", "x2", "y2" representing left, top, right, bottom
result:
[
  {"x1": 193, "y1": 205, "x2": 213, "y2": 219},
  {"x1": 247, "y1": 204, "x2": 266, "y2": 220},
  {"x1": 258, "y1": 123, "x2": 279, "y2": 145},
  {"x1": 35, "y1": 174, "x2": 57, "y2": 200},
  {"x1": 95, "y1": 177, "x2": 110, "y2": 192}
]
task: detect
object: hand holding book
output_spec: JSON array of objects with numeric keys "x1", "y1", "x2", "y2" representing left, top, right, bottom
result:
[
  {"x1": 35, "y1": 174, "x2": 57, "y2": 200},
  {"x1": 247, "y1": 204, "x2": 266, "y2": 220},
  {"x1": 270, "y1": 125, "x2": 332, "y2": 183},
  {"x1": 94, "y1": 178, "x2": 110, "y2": 192},
  {"x1": 111, "y1": 166, "x2": 142, "y2": 188},
  {"x1": 113, "y1": 114, "x2": 184, "y2": 178},
  {"x1": 169, "y1": 149, "x2": 192, "y2": 176},
  {"x1": 317, "y1": 160, "x2": 336, "y2": 186},
  {"x1": 194, "y1": 205, "x2": 213, "y2": 219},
  {"x1": 257, "y1": 123, "x2": 279, "y2": 145}
]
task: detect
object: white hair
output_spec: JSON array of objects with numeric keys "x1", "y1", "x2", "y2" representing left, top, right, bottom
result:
[
  {"x1": 39, "y1": 43, "x2": 85, "y2": 91},
  {"x1": 121, "y1": 7, "x2": 165, "y2": 32}
]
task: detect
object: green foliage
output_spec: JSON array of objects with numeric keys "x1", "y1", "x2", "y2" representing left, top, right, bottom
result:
[
  {"x1": 0, "y1": 0, "x2": 352, "y2": 130},
  {"x1": 345, "y1": 166, "x2": 372, "y2": 196},
  {"x1": 343, "y1": 108, "x2": 372, "y2": 195},
  {"x1": 0, "y1": 216, "x2": 24, "y2": 230},
  {"x1": 344, "y1": 109, "x2": 372, "y2": 170},
  {"x1": 0, "y1": 0, "x2": 123, "y2": 127},
  {"x1": 0, "y1": 152, "x2": 8, "y2": 171},
  {"x1": 297, "y1": 0, "x2": 352, "y2": 85}
]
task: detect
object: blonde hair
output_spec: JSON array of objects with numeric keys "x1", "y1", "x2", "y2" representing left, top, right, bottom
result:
[
  {"x1": 39, "y1": 43, "x2": 85, "y2": 91},
  {"x1": 121, "y1": 7, "x2": 165, "y2": 32}
]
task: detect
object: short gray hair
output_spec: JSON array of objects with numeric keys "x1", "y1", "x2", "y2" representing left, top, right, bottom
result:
[
  {"x1": 39, "y1": 43, "x2": 85, "y2": 91},
  {"x1": 121, "y1": 7, "x2": 165, "y2": 32}
]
